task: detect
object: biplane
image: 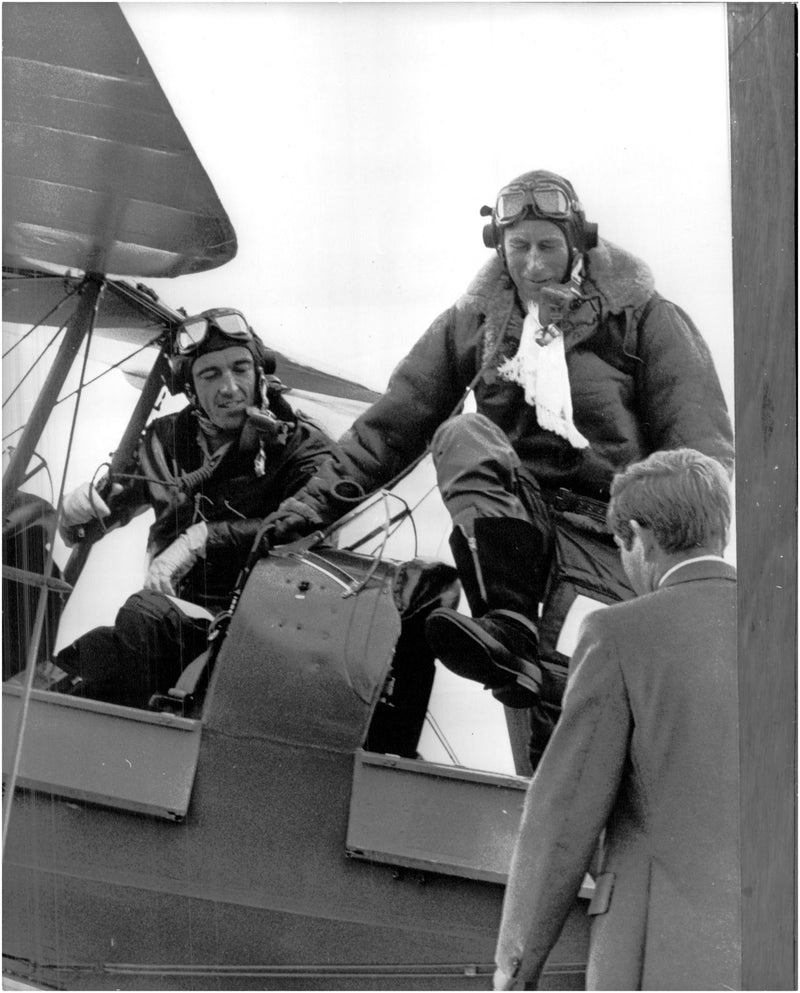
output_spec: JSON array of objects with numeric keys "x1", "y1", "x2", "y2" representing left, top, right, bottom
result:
[{"x1": 2, "y1": 4, "x2": 591, "y2": 989}]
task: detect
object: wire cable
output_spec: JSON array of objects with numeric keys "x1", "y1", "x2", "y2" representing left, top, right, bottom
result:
[
  {"x1": 1, "y1": 279, "x2": 81, "y2": 359},
  {"x1": 1, "y1": 323, "x2": 66, "y2": 410},
  {"x1": 3, "y1": 282, "x2": 101, "y2": 854},
  {"x1": 55, "y1": 336, "x2": 162, "y2": 405},
  {"x1": 2, "y1": 336, "x2": 163, "y2": 443},
  {"x1": 424, "y1": 711, "x2": 461, "y2": 766}
]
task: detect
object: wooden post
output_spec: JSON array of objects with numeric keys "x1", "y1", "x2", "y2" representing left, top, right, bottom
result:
[{"x1": 728, "y1": 5, "x2": 797, "y2": 988}]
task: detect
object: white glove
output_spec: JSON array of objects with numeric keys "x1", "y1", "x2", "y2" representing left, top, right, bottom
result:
[
  {"x1": 59, "y1": 480, "x2": 122, "y2": 546},
  {"x1": 62, "y1": 481, "x2": 113, "y2": 527},
  {"x1": 144, "y1": 522, "x2": 208, "y2": 596}
]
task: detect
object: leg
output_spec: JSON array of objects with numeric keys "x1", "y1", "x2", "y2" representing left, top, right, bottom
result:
[
  {"x1": 526, "y1": 511, "x2": 635, "y2": 770},
  {"x1": 114, "y1": 590, "x2": 210, "y2": 705},
  {"x1": 56, "y1": 590, "x2": 210, "y2": 707},
  {"x1": 53, "y1": 626, "x2": 116, "y2": 697},
  {"x1": 425, "y1": 413, "x2": 553, "y2": 706},
  {"x1": 430, "y1": 412, "x2": 529, "y2": 533},
  {"x1": 366, "y1": 559, "x2": 461, "y2": 758}
]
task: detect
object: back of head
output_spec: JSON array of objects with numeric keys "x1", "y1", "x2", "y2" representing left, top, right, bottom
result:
[{"x1": 607, "y1": 449, "x2": 732, "y2": 555}]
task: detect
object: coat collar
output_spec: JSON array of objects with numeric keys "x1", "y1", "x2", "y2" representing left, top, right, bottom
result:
[
  {"x1": 582, "y1": 238, "x2": 654, "y2": 313},
  {"x1": 659, "y1": 557, "x2": 737, "y2": 588},
  {"x1": 460, "y1": 238, "x2": 654, "y2": 316},
  {"x1": 461, "y1": 239, "x2": 655, "y2": 365}
]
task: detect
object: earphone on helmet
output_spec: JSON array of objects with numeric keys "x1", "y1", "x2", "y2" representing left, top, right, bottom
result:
[
  {"x1": 166, "y1": 309, "x2": 277, "y2": 397},
  {"x1": 480, "y1": 173, "x2": 599, "y2": 261}
]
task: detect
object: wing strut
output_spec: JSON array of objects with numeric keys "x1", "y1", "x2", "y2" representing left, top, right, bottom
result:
[
  {"x1": 2, "y1": 274, "x2": 105, "y2": 854},
  {"x1": 63, "y1": 347, "x2": 173, "y2": 587},
  {"x1": 2, "y1": 274, "x2": 104, "y2": 508}
]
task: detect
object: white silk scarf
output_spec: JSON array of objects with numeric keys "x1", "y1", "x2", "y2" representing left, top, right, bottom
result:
[{"x1": 498, "y1": 301, "x2": 590, "y2": 449}]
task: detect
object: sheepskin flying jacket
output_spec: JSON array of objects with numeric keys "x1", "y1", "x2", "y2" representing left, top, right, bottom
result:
[{"x1": 329, "y1": 239, "x2": 734, "y2": 504}]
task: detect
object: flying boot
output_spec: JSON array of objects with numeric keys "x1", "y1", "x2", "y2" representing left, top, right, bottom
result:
[{"x1": 425, "y1": 516, "x2": 549, "y2": 708}]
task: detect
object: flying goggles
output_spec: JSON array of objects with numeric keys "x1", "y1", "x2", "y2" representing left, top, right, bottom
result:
[
  {"x1": 493, "y1": 181, "x2": 578, "y2": 227},
  {"x1": 175, "y1": 308, "x2": 254, "y2": 355}
]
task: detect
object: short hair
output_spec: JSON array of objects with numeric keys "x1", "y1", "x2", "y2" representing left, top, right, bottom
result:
[{"x1": 607, "y1": 449, "x2": 732, "y2": 554}]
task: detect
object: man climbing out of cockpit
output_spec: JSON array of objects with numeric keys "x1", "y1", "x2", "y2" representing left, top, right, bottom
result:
[
  {"x1": 49, "y1": 309, "x2": 336, "y2": 707},
  {"x1": 265, "y1": 169, "x2": 734, "y2": 770}
]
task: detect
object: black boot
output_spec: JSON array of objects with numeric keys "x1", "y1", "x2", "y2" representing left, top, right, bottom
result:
[{"x1": 425, "y1": 517, "x2": 550, "y2": 708}]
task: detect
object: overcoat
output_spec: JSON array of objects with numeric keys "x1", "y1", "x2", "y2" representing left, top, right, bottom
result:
[{"x1": 495, "y1": 558, "x2": 740, "y2": 990}]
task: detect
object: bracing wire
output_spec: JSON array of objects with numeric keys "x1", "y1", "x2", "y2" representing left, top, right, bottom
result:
[
  {"x1": 342, "y1": 486, "x2": 431, "y2": 557},
  {"x1": 2, "y1": 294, "x2": 100, "y2": 854},
  {"x1": 55, "y1": 336, "x2": 162, "y2": 405},
  {"x1": 1, "y1": 323, "x2": 66, "y2": 409},
  {"x1": 330, "y1": 487, "x2": 462, "y2": 766},
  {"x1": 1, "y1": 280, "x2": 82, "y2": 360},
  {"x1": 2, "y1": 336, "x2": 162, "y2": 444},
  {"x1": 424, "y1": 711, "x2": 461, "y2": 766},
  {"x1": 342, "y1": 491, "x2": 392, "y2": 598}
]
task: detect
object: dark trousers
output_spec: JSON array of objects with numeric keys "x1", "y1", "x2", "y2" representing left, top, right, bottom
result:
[
  {"x1": 56, "y1": 589, "x2": 212, "y2": 708},
  {"x1": 430, "y1": 412, "x2": 634, "y2": 770}
]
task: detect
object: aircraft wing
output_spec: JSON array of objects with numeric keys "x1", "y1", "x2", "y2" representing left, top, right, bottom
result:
[
  {"x1": 267, "y1": 356, "x2": 381, "y2": 404},
  {"x1": 3, "y1": 268, "x2": 382, "y2": 404},
  {"x1": 2, "y1": 2, "x2": 379, "y2": 403},
  {"x1": 2, "y1": 2, "x2": 236, "y2": 279},
  {"x1": 2, "y1": 269, "x2": 174, "y2": 346}
]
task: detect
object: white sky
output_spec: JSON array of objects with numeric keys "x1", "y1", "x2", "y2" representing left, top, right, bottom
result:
[{"x1": 121, "y1": 1, "x2": 734, "y2": 407}]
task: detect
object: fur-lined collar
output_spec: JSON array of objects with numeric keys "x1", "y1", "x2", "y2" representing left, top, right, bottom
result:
[{"x1": 459, "y1": 238, "x2": 654, "y2": 317}]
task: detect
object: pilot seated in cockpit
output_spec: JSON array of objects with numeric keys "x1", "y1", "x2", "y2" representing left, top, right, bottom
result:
[{"x1": 50, "y1": 309, "x2": 336, "y2": 708}]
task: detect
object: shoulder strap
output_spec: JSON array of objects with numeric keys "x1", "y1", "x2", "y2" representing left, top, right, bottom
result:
[
  {"x1": 623, "y1": 291, "x2": 660, "y2": 365},
  {"x1": 637, "y1": 292, "x2": 659, "y2": 327}
]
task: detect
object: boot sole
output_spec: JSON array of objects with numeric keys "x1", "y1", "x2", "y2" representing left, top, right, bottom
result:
[{"x1": 425, "y1": 612, "x2": 542, "y2": 696}]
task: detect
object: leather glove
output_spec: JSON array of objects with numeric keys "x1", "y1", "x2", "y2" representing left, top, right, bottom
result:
[
  {"x1": 265, "y1": 496, "x2": 326, "y2": 544},
  {"x1": 266, "y1": 461, "x2": 366, "y2": 545},
  {"x1": 59, "y1": 480, "x2": 122, "y2": 546},
  {"x1": 145, "y1": 522, "x2": 208, "y2": 596}
]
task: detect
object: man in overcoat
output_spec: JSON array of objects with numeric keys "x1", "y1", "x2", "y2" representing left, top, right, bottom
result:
[{"x1": 493, "y1": 448, "x2": 739, "y2": 991}]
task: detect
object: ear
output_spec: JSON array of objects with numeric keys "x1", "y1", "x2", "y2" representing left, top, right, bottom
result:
[{"x1": 629, "y1": 520, "x2": 657, "y2": 558}]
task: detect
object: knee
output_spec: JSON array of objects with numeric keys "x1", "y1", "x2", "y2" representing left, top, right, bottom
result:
[
  {"x1": 117, "y1": 588, "x2": 169, "y2": 621},
  {"x1": 115, "y1": 589, "x2": 173, "y2": 644},
  {"x1": 431, "y1": 412, "x2": 509, "y2": 464}
]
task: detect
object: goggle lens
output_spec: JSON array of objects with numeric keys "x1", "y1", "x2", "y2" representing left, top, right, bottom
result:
[
  {"x1": 176, "y1": 310, "x2": 252, "y2": 354},
  {"x1": 496, "y1": 185, "x2": 572, "y2": 224},
  {"x1": 213, "y1": 312, "x2": 250, "y2": 337},
  {"x1": 496, "y1": 189, "x2": 529, "y2": 221},
  {"x1": 177, "y1": 318, "x2": 210, "y2": 352}
]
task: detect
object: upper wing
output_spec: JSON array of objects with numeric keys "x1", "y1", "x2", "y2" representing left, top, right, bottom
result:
[
  {"x1": 2, "y1": 2, "x2": 237, "y2": 278},
  {"x1": 3, "y1": 267, "x2": 383, "y2": 404}
]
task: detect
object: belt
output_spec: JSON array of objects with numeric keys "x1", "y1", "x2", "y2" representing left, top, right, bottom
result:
[{"x1": 544, "y1": 487, "x2": 611, "y2": 534}]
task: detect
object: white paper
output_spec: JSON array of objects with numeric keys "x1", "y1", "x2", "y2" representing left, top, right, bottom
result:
[{"x1": 555, "y1": 594, "x2": 609, "y2": 657}]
